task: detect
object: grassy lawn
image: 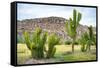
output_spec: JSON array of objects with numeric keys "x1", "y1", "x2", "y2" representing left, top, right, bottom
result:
[
  {"x1": 17, "y1": 44, "x2": 31, "y2": 64},
  {"x1": 17, "y1": 43, "x2": 96, "y2": 64}
]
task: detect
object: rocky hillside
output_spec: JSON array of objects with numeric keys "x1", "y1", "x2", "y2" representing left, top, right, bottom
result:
[{"x1": 17, "y1": 16, "x2": 96, "y2": 40}]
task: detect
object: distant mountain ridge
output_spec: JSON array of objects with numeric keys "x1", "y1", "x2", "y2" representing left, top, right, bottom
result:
[{"x1": 17, "y1": 16, "x2": 96, "y2": 40}]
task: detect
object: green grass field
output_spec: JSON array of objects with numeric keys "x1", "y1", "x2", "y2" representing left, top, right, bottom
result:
[{"x1": 17, "y1": 43, "x2": 96, "y2": 64}]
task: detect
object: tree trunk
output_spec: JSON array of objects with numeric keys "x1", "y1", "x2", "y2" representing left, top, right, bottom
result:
[
  {"x1": 72, "y1": 37, "x2": 75, "y2": 53},
  {"x1": 72, "y1": 43, "x2": 74, "y2": 52},
  {"x1": 88, "y1": 45, "x2": 91, "y2": 51}
]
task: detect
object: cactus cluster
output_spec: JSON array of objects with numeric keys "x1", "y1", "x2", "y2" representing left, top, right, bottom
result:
[
  {"x1": 79, "y1": 26, "x2": 96, "y2": 52},
  {"x1": 79, "y1": 32, "x2": 88, "y2": 52},
  {"x1": 23, "y1": 28, "x2": 60, "y2": 59},
  {"x1": 23, "y1": 28, "x2": 47, "y2": 59}
]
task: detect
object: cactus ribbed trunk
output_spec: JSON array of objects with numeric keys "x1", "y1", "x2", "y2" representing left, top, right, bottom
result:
[
  {"x1": 72, "y1": 37, "x2": 75, "y2": 52},
  {"x1": 72, "y1": 43, "x2": 74, "y2": 52}
]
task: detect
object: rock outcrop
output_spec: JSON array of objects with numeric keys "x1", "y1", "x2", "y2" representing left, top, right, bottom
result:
[{"x1": 17, "y1": 16, "x2": 96, "y2": 40}]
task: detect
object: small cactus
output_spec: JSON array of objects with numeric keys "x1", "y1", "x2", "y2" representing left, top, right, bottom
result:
[
  {"x1": 79, "y1": 26, "x2": 96, "y2": 52},
  {"x1": 79, "y1": 32, "x2": 88, "y2": 52},
  {"x1": 46, "y1": 33, "x2": 60, "y2": 58}
]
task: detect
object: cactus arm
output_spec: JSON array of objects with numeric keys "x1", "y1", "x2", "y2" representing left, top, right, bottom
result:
[
  {"x1": 41, "y1": 32, "x2": 47, "y2": 46},
  {"x1": 65, "y1": 20, "x2": 68, "y2": 31},
  {"x1": 77, "y1": 12, "x2": 82, "y2": 22},
  {"x1": 77, "y1": 12, "x2": 82, "y2": 26},
  {"x1": 73, "y1": 9, "x2": 77, "y2": 27},
  {"x1": 65, "y1": 20, "x2": 70, "y2": 35},
  {"x1": 23, "y1": 31, "x2": 32, "y2": 50},
  {"x1": 46, "y1": 33, "x2": 60, "y2": 58}
]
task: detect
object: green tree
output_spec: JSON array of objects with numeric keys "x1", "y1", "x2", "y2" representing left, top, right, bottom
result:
[{"x1": 65, "y1": 9, "x2": 82, "y2": 52}]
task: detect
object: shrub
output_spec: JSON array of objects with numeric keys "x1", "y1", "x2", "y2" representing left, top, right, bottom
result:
[
  {"x1": 64, "y1": 40, "x2": 71, "y2": 45},
  {"x1": 73, "y1": 41, "x2": 79, "y2": 45}
]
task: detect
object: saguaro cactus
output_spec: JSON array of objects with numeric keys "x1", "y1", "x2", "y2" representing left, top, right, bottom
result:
[
  {"x1": 23, "y1": 28, "x2": 47, "y2": 59},
  {"x1": 46, "y1": 33, "x2": 60, "y2": 58},
  {"x1": 65, "y1": 9, "x2": 82, "y2": 52}
]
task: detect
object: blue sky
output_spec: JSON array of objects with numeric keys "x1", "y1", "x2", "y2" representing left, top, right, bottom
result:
[{"x1": 17, "y1": 3, "x2": 96, "y2": 27}]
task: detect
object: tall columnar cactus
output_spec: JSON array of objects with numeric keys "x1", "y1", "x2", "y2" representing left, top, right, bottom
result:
[
  {"x1": 65, "y1": 9, "x2": 82, "y2": 52},
  {"x1": 23, "y1": 27, "x2": 47, "y2": 59},
  {"x1": 46, "y1": 33, "x2": 60, "y2": 58}
]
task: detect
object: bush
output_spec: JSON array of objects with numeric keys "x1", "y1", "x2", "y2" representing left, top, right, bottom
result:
[
  {"x1": 73, "y1": 41, "x2": 79, "y2": 45},
  {"x1": 64, "y1": 41, "x2": 71, "y2": 45}
]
